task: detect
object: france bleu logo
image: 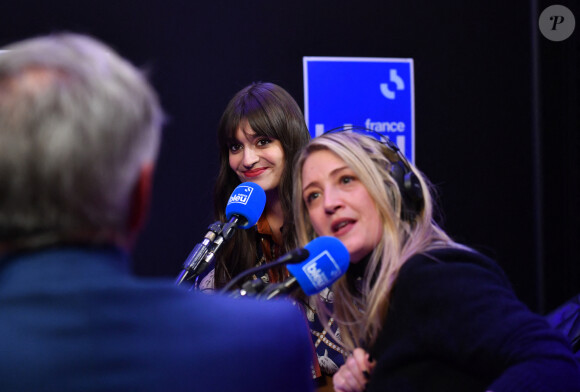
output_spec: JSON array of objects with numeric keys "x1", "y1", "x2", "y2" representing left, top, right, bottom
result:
[{"x1": 227, "y1": 185, "x2": 253, "y2": 206}]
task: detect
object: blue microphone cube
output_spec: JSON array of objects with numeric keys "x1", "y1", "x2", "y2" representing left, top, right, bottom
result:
[
  {"x1": 287, "y1": 236, "x2": 350, "y2": 296},
  {"x1": 225, "y1": 182, "x2": 266, "y2": 228}
]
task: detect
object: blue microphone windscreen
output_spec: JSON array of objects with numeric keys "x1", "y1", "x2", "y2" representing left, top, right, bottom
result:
[
  {"x1": 287, "y1": 236, "x2": 350, "y2": 296},
  {"x1": 225, "y1": 182, "x2": 266, "y2": 229}
]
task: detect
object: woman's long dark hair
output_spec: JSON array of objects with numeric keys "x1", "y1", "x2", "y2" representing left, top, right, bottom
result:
[{"x1": 213, "y1": 82, "x2": 310, "y2": 288}]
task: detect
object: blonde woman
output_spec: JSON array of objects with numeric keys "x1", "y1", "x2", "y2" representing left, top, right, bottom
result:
[{"x1": 293, "y1": 130, "x2": 580, "y2": 392}]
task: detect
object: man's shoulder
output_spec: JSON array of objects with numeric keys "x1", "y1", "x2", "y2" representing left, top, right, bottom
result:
[{"x1": 192, "y1": 292, "x2": 307, "y2": 331}]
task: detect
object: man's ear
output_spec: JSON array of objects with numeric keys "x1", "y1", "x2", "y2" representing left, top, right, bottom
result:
[{"x1": 126, "y1": 163, "x2": 155, "y2": 247}]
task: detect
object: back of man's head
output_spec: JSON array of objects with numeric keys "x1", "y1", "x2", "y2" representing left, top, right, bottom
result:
[{"x1": 0, "y1": 33, "x2": 163, "y2": 250}]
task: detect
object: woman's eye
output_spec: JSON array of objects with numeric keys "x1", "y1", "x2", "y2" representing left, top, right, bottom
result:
[
  {"x1": 229, "y1": 144, "x2": 242, "y2": 153},
  {"x1": 305, "y1": 192, "x2": 320, "y2": 204},
  {"x1": 340, "y1": 176, "x2": 354, "y2": 184},
  {"x1": 257, "y1": 138, "x2": 272, "y2": 147}
]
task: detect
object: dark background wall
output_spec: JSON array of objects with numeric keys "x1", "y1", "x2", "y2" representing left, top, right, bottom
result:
[{"x1": 3, "y1": 0, "x2": 578, "y2": 314}]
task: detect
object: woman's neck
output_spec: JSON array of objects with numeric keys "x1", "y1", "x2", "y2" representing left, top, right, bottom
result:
[{"x1": 264, "y1": 190, "x2": 284, "y2": 244}]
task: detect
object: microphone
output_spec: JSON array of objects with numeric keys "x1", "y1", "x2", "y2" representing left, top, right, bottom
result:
[
  {"x1": 219, "y1": 247, "x2": 310, "y2": 294},
  {"x1": 220, "y1": 181, "x2": 267, "y2": 237},
  {"x1": 175, "y1": 182, "x2": 266, "y2": 286},
  {"x1": 175, "y1": 221, "x2": 223, "y2": 285},
  {"x1": 258, "y1": 236, "x2": 350, "y2": 299}
]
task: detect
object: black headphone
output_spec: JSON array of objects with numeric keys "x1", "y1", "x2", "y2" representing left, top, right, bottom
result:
[{"x1": 323, "y1": 126, "x2": 424, "y2": 221}]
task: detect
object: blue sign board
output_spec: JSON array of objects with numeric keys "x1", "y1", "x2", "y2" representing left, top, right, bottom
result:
[{"x1": 303, "y1": 57, "x2": 415, "y2": 163}]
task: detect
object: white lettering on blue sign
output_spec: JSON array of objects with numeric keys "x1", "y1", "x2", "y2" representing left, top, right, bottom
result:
[
  {"x1": 364, "y1": 118, "x2": 405, "y2": 133},
  {"x1": 303, "y1": 56, "x2": 415, "y2": 163}
]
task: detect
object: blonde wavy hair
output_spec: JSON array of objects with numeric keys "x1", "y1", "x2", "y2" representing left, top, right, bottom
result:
[{"x1": 293, "y1": 131, "x2": 466, "y2": 351}]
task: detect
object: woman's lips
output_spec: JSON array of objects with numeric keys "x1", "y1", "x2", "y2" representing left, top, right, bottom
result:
[
  {"x1": 243, "y1": 168, "x2": 267, "y2": 178},
  {"x1": 332, "y1": 219, "x2": 355, "y2": 236}
]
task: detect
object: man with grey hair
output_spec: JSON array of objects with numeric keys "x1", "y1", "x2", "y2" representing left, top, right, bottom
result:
[{"x1": 0, "y1": 33, "x2": 314, "y2": 392}]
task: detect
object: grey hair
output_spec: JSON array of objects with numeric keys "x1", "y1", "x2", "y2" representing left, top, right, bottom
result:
[{"x1": 0, "y1": 33, "x2": 163, "y2": 246}]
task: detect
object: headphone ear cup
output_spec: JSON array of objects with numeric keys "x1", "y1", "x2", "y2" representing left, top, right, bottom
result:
[
  {"x1": 388, "y1": 161, "x2": 406, "y2": 191},
  {"x1": 403, "y1": 172, "x2": 423, "y2": 204},
  {"x1": 389, "y1": 161, "x2": 424, "y2": 220}
]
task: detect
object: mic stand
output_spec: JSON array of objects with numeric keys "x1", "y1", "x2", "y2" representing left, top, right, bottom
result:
[
  {"x1": 229, "y1": 278, "x2": 299, "y2": 300},
  {"x1": 185, "y1": 214, "x2": 244, "y2": 289},
  {"x1": 228, "y1": 278, "x2": 269, "y2": 299},
  {"x1": 175, "y1": 221, "x2": 223, "y2": 286},
  {"x1": 219, "y1": 257, "x2": 291, "y2": 294},
  {"x1": 257, "y1": 279, "x2": 299, "y2": 300},
  {"x1": 198, "y1": 214, "x2": 240, "y2": 269}
]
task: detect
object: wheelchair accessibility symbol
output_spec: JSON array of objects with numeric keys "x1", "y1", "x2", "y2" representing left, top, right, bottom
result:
[{"x1": 380, "y1": 69, "x2": 405, "y2": 100}]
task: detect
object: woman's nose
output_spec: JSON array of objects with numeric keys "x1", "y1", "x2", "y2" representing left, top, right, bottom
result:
[
  {"x1": 323, "y1": 188, "x2": 343, "y2": 213},
  {"x1": 242, "y1": 147, "x2": 259, "y2": 167}
]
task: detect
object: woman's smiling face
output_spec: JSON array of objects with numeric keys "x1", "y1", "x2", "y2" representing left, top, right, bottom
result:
[{"x1": 228, "y1": 119, "x2": 285, "y2": 193}]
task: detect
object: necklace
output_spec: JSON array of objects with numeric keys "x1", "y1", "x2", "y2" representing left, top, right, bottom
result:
[{"x1": 310, "y1": 318, "x2": 348, "y2": 356}]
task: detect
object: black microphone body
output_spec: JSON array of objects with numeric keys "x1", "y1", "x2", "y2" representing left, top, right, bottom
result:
[
  {"x1": 229, "y1": 278, "x2": 269, "y2": 299},
  {"x1": 220, "y1": 247, "x2": 310, "y2": 294},
  {"x1": 193, "y1": 214, "x2": 243, "y2": 278},
  {"x1": 175, "y1": 221, "x2": 223, "y2": 285},
  {"x1": 257, "y1": 278, "x2": 301, "y2": 300},
  {"x1": 176, "y1": 215, "x2": 242, "y2": 287}
]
